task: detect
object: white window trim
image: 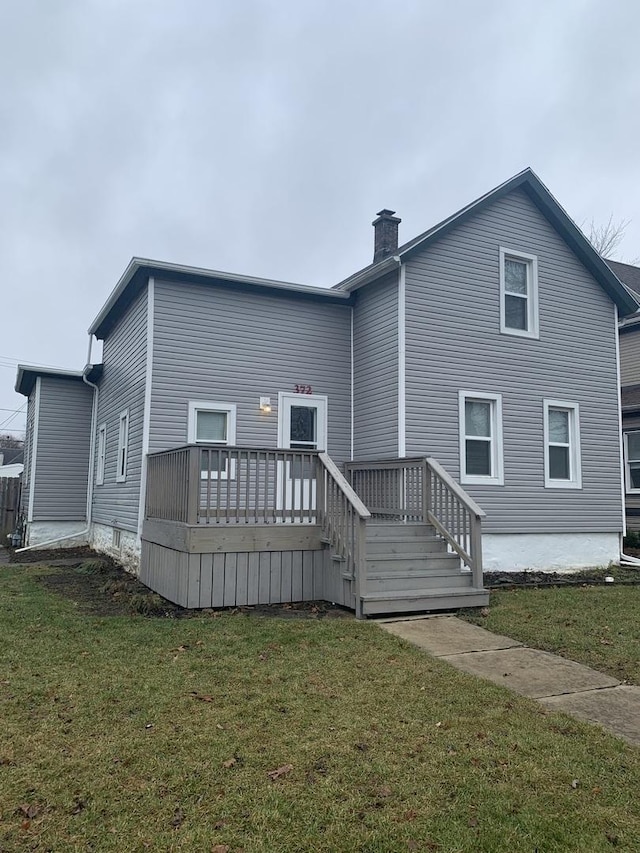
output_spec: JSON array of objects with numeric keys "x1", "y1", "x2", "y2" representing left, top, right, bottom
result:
[
  {"x1": 96, "y1": 423, "x2": 106, "y2": 486},
  {"x1": 499, "y1": 247, "x2": 539, "y2": 339},
  {"x1": 459, "y1": 391, "x2": 504, "y2": 486},
  {"x1": 116, "y1": 410, "x2": 129, "y2": 483},
  {"x1": 624, "y1": 430, "x2": 640, "y2": 494},
  {"x1": 187, "y1": 401, "x2": 237, "y2": 480},
  {"x1": 543, "y1": 400, "x2": 582, "y2": 489}
]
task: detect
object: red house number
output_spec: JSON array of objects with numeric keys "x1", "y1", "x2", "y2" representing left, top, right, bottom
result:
[{"x1": 294, "y1": 384, "x2": 313, "y2": 394}]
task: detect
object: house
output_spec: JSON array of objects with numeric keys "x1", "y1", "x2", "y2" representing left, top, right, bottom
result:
[
  {"x1": 607, "y1": 260, "x2": 640, "y2": 530},
  {"x1": 15, "y1": 168, "x2": 637, "y2": 616}
]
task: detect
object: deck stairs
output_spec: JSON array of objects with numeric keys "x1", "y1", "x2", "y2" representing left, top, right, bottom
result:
[{"x1": 359, "y1": 521, "x2": 489, "y2": 616}]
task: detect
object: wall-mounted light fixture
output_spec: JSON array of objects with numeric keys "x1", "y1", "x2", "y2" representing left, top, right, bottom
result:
[{"x1": 259, "y1": 396, "x2": 272, "y2": 413}]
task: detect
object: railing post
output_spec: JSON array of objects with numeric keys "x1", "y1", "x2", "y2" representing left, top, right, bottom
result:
[
  {"x1": 315, "y1": 455, "x2": 325, "y2": 528},
  {"x1": 354, "y1": 515, "x2": 367, "y2": 619},
  {"x1": 422, "y1": 459, "x2": 431, "y2": 525},
  {"x1": 470, "y1": 514, "x2": 483, "y2": 589},
  {"x1": 186, "y1": 446, "x2": 200, "y2": 525}
]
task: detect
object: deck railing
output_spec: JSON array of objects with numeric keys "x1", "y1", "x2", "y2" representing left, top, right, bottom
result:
[
  {"x1": 345, "y1": 456, "x2": 485, "y2": 587},
  {"x1": 317, "y1": 452, "x2": 371, "y2": 616},
  {"x1": 146, "y1": 445, "x2": 320, "y2": 525}
]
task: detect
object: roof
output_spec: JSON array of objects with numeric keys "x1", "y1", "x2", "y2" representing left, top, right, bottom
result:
[
  {"x1": 0, "y1": 463, "x2": 23, "y2": 478},
  {"x1": 607, "y1": 260, "x2": 640, "y2": 331},
  {"x1": 333, "y1": 168, "x2": 639, "y2": 317},
  {"x1": 15, "y1": 364, "x2": 103, "y2": 397},
  {"x1": 89, "y1": 258, "x2": 352, "y2": 340},
  {"x1": 0, "y1": 447, "x2": 24, "y2": 465}
]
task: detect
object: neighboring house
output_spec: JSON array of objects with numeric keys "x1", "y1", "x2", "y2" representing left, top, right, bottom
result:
[
  {"x1": 607, "y1": 260, "x2": 640, "y2": 530},
  {"x1": 0, "y1": 463, "x2": 23, "y2": 478},
  {"x1": 15, "y1": 168, "x2": 637, "y2": 616},
  {"x1": 0, "y1": 448, "x2": 24, "y2": 467}
]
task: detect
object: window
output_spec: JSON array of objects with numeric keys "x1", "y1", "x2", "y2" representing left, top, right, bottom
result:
[
  {"x1": 459, "y1": 392, "x2": 504, "y2": 485},
  {"x1": 543, "y1": 401, "x2": 581, "y2": 488},
  {"x1": 96, "y1": 423, "x2": 106, "y2": 485},
  {"x1": 116, "y1": 410, "x2": 129, "y2": 483},
  {"x1": 624, "y1": 431, "x2": 640, "y2": 493},
  {"x1": 187, "y1": 401, "x2": 237, "y2": 479},
  {"x1": 499, "y1": 247, "x2": 539, "y2": 338}
]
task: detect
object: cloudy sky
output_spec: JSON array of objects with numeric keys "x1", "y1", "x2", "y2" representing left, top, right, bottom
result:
[{"x1": 2, "y1": 0, "x2": 640, "y2": 435}]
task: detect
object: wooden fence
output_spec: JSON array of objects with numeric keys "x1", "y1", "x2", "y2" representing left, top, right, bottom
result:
[{"x1": 0, "y1": 477, "x2": 21, "y2": 542}]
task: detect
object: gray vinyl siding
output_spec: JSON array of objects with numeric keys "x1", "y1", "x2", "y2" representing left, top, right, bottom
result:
[
  {"x1": 404, "y1": 187, "x2": 623, "y2": 534},
  {"x1": 92, "y1": 287, "x2": 147, "y2": 531},
  {"x1": 20, "y1": 391, "x2": 36, "y2": 517},
  {"x1": 32, "y1": 377, "x2": 93, "y2": 520},
  {"x1": 619, "y1": 328, "x2": 640, "y2": 386},
  {"x1": 352, "y1": 272, "x2": 398, "y2": 459},
  {"x1": 150, "y1": 280, "x2": 351, "y2": 464}
]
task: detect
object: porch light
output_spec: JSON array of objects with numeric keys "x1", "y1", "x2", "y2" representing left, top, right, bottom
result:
[{"x1": 259, "y1": 397, "x2": 272, "y2": 413}]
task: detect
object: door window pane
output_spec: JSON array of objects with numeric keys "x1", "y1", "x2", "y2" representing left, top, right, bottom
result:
[
  {"x1": 627, "y1": 432, "x2": 640, "y2": 461},
  {"x1": 290, "y1": 406, "x2": 317, "y2": 448},
  {"x1": 630, "y1": 463, "x2": 640, "y2": 489},
  {"x1": 465, "y1": 400, "x2": 491, "y2": 437},
  {"x1": 466, "y1": 439, "x2": 491, "y2": 476},
  {"x1": 196, "y1": 410, "x2": 227, "y2": 442}
]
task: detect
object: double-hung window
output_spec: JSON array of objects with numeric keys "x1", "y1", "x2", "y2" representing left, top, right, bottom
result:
[
  {"x1": 96, "y1": 423, "x2": 106, "y2": 485},
  {"x1": 187, "y1": 401, "x2": 237, "y2": 479},
  {"x1": 543, "y1": 401, "x2": 581, "y2": 488},
  {"x1": 459, "y1": 392, "x2": 504, "y2": 485},
  {"x1": 624, "y1": 431, "x2": 640, "y2": 493},
  {"x1": 500, "y1": 248, "x2": 539, "y2": 338},
  {"x1": 116, "y1": 410, "x2": 129, "y2": 482}
]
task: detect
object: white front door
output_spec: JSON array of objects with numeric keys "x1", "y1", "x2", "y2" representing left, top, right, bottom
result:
[{"x1": 277, "y1": 393, "x2": 328, "y2": 514}]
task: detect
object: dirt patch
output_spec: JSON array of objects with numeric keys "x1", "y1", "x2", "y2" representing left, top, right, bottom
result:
[
  {"x1": 23, "y1": 553, "x2": 350, "y2": 619},
  {"x1": 485, "y1": 565, "x2": 640, "y2": 589}
]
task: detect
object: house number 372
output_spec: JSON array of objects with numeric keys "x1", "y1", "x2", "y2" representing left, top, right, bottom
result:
[{"x1": 294, "y1": 384, "x2": 313, "y2": 394}]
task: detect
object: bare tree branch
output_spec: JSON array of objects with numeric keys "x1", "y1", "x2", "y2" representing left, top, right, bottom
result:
[{"x1": 585, "y1": 215, "x2": 630, "y2": 259}]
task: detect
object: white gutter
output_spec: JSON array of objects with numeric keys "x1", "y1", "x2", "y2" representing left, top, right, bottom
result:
[
  {"x1": 26, "y1": 376, "x2": 41, "y2": 523},
  {"x1": 137, "y1": 277, "x2": 154, "y2": 540},
  {"x1": 397, "y1": 257, "x2": 406, "y2": 457}
]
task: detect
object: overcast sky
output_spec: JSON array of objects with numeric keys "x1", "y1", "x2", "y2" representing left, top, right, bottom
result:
[{"x1": 2, "y1": 0, "x2": 640, "y2": 435}]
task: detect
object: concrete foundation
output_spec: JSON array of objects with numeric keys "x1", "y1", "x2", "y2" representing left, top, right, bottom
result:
[
  {"x1": 25, "y1": 521, "x2": 89, "y2": 549},
  {"x1": 482, "y1": 532, "x2": 620, "y2": 572},
  {"x1": 91, "y1": 522, "x2": 140, "y2": 573}
]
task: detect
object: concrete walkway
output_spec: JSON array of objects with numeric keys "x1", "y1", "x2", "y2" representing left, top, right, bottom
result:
[{"x1": 380, "y1": 615, "x2": 640, "y2": 747}]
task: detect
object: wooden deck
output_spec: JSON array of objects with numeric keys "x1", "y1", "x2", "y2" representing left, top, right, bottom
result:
[{"x1": 141, "y1": 446, "x2": 488, "y2": 616}]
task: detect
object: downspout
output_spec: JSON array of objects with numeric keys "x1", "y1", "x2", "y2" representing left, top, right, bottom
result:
[
  {"x1": 396, "y1": 255, "x2": 406, "y2": 458},
  {"x1": 16, "y1": 337, "x2": 99, "y2": 553}
]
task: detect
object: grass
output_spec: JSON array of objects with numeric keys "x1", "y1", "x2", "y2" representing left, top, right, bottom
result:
[
  {"x1": 1, "y1": 566, "x2": 640, "y2": 851},
  {"x1": 463, "y1": 581, "x2": 640, "y2": 685}
]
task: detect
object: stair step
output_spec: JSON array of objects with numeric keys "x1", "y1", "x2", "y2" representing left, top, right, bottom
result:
[
  {"x1": 366, "y1": 537, "x2": 447, "y2": 555},
  {"x1": 361, "y1": 587, "x2": 490, "y2": 615},
  {"x1": 366, "y1": 523, "x2": 437, "y2": 540},
  {"x1": 367, "y1": 555, "x2": 461, "y2": 573},
  {"x1": 366, "y1": 571, "x2": 472, "y2": 591}
]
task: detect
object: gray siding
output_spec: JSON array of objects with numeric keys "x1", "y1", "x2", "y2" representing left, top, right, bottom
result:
[
  {"x1": 149, "y1": 280, "x2": 351, "y2": 463},
  {"x1": 620, "y1": 328, "x2": 640, "y2": 387},
  {"x1": 32, "y1": 377, "x2": 93, "y2": 520},
  {"x1": 352, "y1": 272, "x2": 398, "y2": 459},
  {"x1": 92, "y1": 287, "x2": 147, "y2": 532},
  {"x1": 404, "y1": 188, "x2": 623, "y2": 534},
  {"x1": 20, "y1": 390, "x2": 36, "y2": 518}
]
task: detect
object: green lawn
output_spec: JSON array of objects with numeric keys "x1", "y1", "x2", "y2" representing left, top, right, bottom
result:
[
  {"x1": 2, "y1": 564, "x2": 640, "y2": 852},
  {"x1": 463, "y1": 583, "x2": 640, "y2": 685}
]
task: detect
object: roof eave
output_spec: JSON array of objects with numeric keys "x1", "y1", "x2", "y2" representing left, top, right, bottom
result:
[{"x1": 15, "y1": 364, "x2": 86, "y2": 397}]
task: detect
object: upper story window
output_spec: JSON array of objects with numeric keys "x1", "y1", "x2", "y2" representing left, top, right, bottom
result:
[
  {"x1": 624, "y1": 431, "x2": 640, "y2": 493},
  {"x1": 187, "y1": 401, "x2": 237, "y2": 479},
  {"x1": 458, "y1": 391, "x2": 504, "y2": 486},
  {"x1": 499, "y1": 247, "x2": 539, "y2": 339},
  {"x1": 116, "y1": 410, "x2": 129, "y2": 483},
  {"x1": 543, "y1": 400, "x2": 581, "y2": 489},
  {"x1": 96, "y1": 423, "x2": 106, "y2": 485}
]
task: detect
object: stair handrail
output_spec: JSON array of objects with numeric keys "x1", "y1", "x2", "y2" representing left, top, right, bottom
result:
[
  {"x1": 425, "y1": 456, "x2": 486, "y2": 589},
  {"x1": 317, "y1": 452, "x2": 371, "y2": 618}
]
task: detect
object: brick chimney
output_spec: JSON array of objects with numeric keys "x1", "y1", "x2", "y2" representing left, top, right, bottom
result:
[{"x1": 372, "y1": 209, "x2": 401, "y2": 263}]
